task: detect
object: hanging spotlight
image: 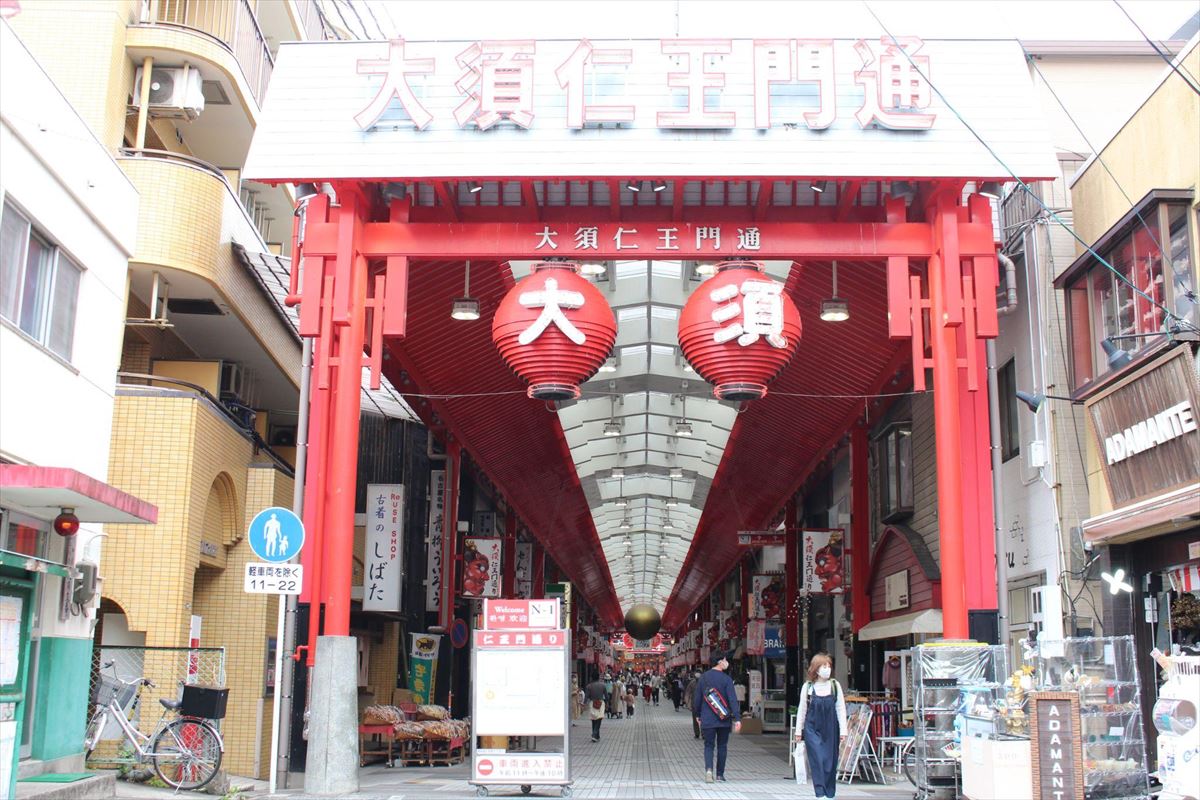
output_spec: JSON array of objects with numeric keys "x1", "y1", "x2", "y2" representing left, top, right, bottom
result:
[
  {"x1": 662, "y1": 518, "x2": 674, "y2": 530},
  {"x1": 626, "y1": 180, "x2": 642, "y2": 193},
  {"x1": 1102, "y1": 338, "x2": 1134, "y2": 370},
  {"x1": 450, "y1": 260, "x2": 481, "y2": 321},
  {"x1": 977, "y1": 181, "x2": 1004, "y2": 200},
  {"x1": 467, "y1": 181, "x2": 483, "y2": 194},
  {"x1": 619, "y1": 518, "x2": 632, "y2": 530},
  {"x1": 603, "y1": 421, "x2": 623, "y2": 437},
  {"x1": 603, "y1": 389, "x2": 623, "y2": 436},
  {"x1": 820, "y1": 260, "x2": 850, "y2": 322},
  {"x1": 581, "y1": 261, "x2": 608, "y2": 277},
  {"x1": 669, "y1": 466, "x2": 684, "y2": 479},
  {"x1": 810, "y1": 180, "x2": 826, "y2": 194},
  {"x1": 612, "y1": 467, "x2": 625, "y2": 478},
  {"x1": 652, "y1": 181, "x2": 668, "y2": 193},
  {"x1": 599, "y1": 357, "x2": 618, "y2": 372},
  {"x1": 675, "y1": 420, "x2": 693, "y2": 437}
]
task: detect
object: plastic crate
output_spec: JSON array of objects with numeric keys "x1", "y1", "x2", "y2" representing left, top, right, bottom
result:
[{"x1": 181, "y1": 684, "x2": 229, "y2": 720}]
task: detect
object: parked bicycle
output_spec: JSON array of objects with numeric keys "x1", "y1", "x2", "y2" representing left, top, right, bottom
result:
[{"x1": 83, "y1": 660, "x2": 226, "y2": 790}]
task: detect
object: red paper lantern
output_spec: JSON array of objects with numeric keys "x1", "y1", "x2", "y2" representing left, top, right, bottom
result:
[
  {"x1": 678, "y1": 260, "x2": 801, "y2": 400},
  {"x1": 492, "y1": 261, "x2": 616, "y2": 401}
]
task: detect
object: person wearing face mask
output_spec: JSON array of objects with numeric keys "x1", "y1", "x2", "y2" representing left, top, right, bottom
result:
[{"x1": 795, "y1": 652, "x2": 847, "y2": 798}]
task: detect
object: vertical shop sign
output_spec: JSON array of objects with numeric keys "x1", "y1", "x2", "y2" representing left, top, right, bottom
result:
[
  {"x1": 745, "y1": 619, "x2": 766, "y2": 656},
  {"x1": 763, "y1": 624, "x2": 785, "y2": 658},
  {"x1": 1030, "y1": 692, "x2": 1084, "y2": 800},
  {"x1": 426, "y1": 471, "x2": 446, "y2": 611},
  {"x1": 801, "y1": 529, "x2": 846, "y2": 594},
  {"x1": 462, "y1": 537, "x2": 502, "y2": 598},
  {"x1": 514, "y1": 541, "x2": 533, "y2": 598},
  {"x1": 751, "y1": 574, "x2": 784, "y2": 618},
  {"x1": 408, "y1": 633, "x2": 442, "y2": 704},
  {"x1": 364, "y1": 484, "x2": 404, "y2": 612}
]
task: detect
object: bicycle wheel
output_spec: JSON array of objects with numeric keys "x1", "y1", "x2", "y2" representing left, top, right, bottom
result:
[
  {"x1": 83, "y1": 709, "x2": 108, "y2": 757},
  {"x1": 150, "y1": 718, "x2": 223, "y2": 791}
]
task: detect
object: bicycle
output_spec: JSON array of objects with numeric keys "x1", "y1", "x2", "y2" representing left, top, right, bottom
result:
[{"x1": 83, "y1": 661, "x2": 225, "y2": 791}]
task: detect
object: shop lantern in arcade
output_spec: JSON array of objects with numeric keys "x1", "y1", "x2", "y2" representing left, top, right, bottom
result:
[
  {"x1": 492, "y1": 260, "x2": 617, "y2": 400},
  {"x1": 678, "y1": 260, "x2": 801, "y2": 400}
]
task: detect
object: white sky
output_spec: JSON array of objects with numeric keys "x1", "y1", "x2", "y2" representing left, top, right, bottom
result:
[{"x1": 357, "y1": 1, "x2": 1198, "y2": 42}]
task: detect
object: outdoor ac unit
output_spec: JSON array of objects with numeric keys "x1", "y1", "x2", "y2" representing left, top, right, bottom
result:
[
  {"x1": 220, "y1": 361, "x2": 249, "y2": 405},
  {"x1": 132, "y1": 66, "x2": 205, "y2": 120}
]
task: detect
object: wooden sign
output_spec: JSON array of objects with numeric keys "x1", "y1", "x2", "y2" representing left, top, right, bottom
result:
[
  {"x1": 1029, "y1": 692, "x2": 1084, "y2": 800},
  {"x1": 738, "y1": 530, "x2": 786, "y2": 547},
  {"x1": 1085, "y1": 346, "x2": 1200, "y2": 508}
]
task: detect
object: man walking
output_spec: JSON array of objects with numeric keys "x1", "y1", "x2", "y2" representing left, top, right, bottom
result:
[
  {"x1": 683, "y1": 670, "x2": 702, "y2": 738},
  {"x1": 672, "y1": 672, "x2": 685, "y2": 711},
  {"x1": 585, "y1": 674, "x2": 607, "y2": 742},
  {"x1": 693, "y1": 652, "x2": 741, "y2": 783}
]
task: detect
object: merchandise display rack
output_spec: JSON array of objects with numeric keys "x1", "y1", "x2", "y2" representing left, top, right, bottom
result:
[
  {"x1": 909, "y1": 642, "x2": 1008, "y2": 800},
  {"x1": 1031, "y1": 636, "x2": 1150, "y2": 800}
]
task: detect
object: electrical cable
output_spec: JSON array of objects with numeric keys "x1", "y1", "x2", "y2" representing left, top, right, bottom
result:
[
  {"x1": 1111, "y1": 0, "x2": 1200, "y2": 95},
  {"x1": 863, "y1": 1, "x2": 1200, "y2": 336}
]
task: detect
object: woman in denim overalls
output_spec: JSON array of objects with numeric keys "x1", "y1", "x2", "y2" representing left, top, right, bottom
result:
[{"x1": 795, "y1": 653, "x2": 847, "y2": 798}]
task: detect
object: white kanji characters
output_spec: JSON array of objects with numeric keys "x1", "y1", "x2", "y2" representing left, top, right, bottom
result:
[
  {"x1": 534, "y1": 225, "x2": 559, "y2": 250},
  {"x1": 455, "y1": 41, "x2": 537, "y2": 130},
  {"x1": 657, "y1": 40, "x2": 736, "y2": 128},
  {"x1": 555, "y1": 39, "x2": 635, "y2": 129},
  {"x1": 518, "y1": 278, "x2": 587, "y2": 345},
  {"x1": 574, "y1": 226, "x2": 599, "y2": 250},
  {"x1": 657, "y1": 227, "x2": 679, "y2": 250},
  {"x1": 854, "y1": 36, "x2": 936, "y2": 130},
  {"x1": 355, "y1": 39, "x2": 435, "y2": 131},
  {"x1": 752, "y1": 40, "x2": 835, "y2": 130},
  {"x1": 696, "y1": 226, "x2": 721, "y2": 250},
  {"x1": 736, "y1": 227, "x2": 761, "y2": 251},
  {"x1": 710, "y1": 279, "x2": 788, "y2": 348},
  {"x1": 613, "y1": 227, "x2": 638, "y2": 250}
]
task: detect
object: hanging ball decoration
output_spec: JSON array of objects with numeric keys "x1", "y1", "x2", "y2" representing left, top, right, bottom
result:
[
  {"x1": 678, "y1": 260, "x2": 801, "y2": 401},
  {"x1": 625, "y1": 603, "x2": 662, "y2": 641},
  {"x1": 492, "y1": 261, "x2": 617, "y2": 401}
]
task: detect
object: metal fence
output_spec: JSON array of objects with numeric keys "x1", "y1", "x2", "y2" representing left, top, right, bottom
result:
[{"x1": 86, "y1": 645, "x2": 226, "y2": 764}]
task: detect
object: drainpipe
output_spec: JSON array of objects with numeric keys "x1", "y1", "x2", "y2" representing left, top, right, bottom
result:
[{"x1": 989, "y1": 250, "x2": 1018, "y2": 641}]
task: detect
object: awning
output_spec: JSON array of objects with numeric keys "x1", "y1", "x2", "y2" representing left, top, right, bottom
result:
[
  {"x1": 1081, "y1": 482, "x2": 1200, "y2": 545},
  {"x1": 857, "y1": 609, "x2": 943, "y2": 642},
  {"x1": 0, "y1": 466, "x2": 157, "y2": 524}
]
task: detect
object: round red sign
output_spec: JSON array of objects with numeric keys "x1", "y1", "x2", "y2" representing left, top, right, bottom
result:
[{"x1": 477, "y1": 759, "x2": 493, "y2": 776}]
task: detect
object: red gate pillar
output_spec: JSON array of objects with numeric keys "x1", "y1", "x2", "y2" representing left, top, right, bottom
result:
[
  {"x1": 929, "y1": 197, "x2": 970, "y2": 640},
  {"x1": 850, "y1": 424, "x2": 871, "y2": 634}
]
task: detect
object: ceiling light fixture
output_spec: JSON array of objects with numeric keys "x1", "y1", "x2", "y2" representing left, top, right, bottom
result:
[
  {"x1": 467, "y1": 181, "x2": 483, "y2": 194},
  {"x1": 675, "y1": 383, "x2": 693, "y2": 435},
  {"x1": 599, "y1": 356, "x2": 618, "y2": 372},
  {"x1": 450, "y1": 260, "x2": 481, "y2": 321},
  {"x1": 695, "y1": 262, "x2": 717, "y2": 278},
  {"x1": 669, "y1": 466, "x2": 684, "y2": 479},
  {"x1": 977, "y1": 181, "x2": 1003, "y2": 200},
  {"x1": 603, "y1": 387, "x2": 622, "y2": 436},
  {"x1": 819, "y1": 260, "x2": 850, "y2": 322},
  {"x1": 652, "y1": 181, "x2": 668, "y2": 192},
  {"x1": 626, "y1": 180, "x2": 642, "y2": 193},
  {"x1": 581, "y1": 261, "x2": 608, "y2": 277},
  {"x1": 612, "y1": 467, "x2": 625, "y2": 478},
  {"x1": 810, "y1": 180, "x2": 825, "y2": 194}
]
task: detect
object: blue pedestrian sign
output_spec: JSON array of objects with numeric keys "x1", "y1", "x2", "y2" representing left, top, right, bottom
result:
[{"x1": 247, "y1": 507, "x2": 305, "y2": 563}]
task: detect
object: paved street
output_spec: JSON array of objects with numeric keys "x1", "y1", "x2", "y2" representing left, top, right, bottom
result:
[{"x1": 110, "y1": 701, "x2": 915, "y2": 799}]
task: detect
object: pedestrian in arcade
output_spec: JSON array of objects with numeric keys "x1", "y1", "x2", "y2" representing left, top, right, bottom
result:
[
  {"x1": 693, "y1": 651, "x2": 741, "y2": 783},
  {"x1": 643, "y1": 677, "x2": 653, "y2": 704},
  {"x1": 585, "y1": 674, "x2": 607, "y2": 742},
  {"x1": 651, "y1": 674, "x2": 661, "y2": 705},
  {"x1": 672, "y1": 672, "x2": 685, "y2": 711},
  {"x1": 796, "y1": 652, "x2": 847, "y2": 798},
  {"x1": 684, "y1": 670, "x2": 701, "y2": 737}
]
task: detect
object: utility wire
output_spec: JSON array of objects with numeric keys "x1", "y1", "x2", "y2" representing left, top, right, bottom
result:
[
  {"x1": 1112, "y1": 0, "x2": 1200, "y2": 95},
  {"x1": 863, "y1": 1, "x2": 1200, "y2": 336}
]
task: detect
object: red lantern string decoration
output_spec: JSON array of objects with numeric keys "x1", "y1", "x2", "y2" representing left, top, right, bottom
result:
[
  {"x1": 492, "y1": 261, "x2": 617, "y2": 400},
  {"x1": 678, "y1": 260, "x2": 801, "y2": 400}
]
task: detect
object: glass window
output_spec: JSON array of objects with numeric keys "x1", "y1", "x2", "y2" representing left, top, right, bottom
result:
[
  {"x1": 877, "y1": 424, "x2": 913, "y2": 522},
  {"x1": 0, "y1": 201, "x2": 83, "y2": 361},
  {"x1": 1166, "y1": 205, "x2": 1196, "y2": 327},
  {"x1": 997, "y1": 359, "x2": 1020, "y2": 462}
]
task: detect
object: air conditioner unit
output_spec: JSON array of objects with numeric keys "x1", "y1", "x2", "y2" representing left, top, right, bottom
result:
[
  {"x1": 132, "y1": 66, "x2": 205, "y2": 120},
  {"x1": 220, "y1": 361, "x2": 249, "y2": 405}
]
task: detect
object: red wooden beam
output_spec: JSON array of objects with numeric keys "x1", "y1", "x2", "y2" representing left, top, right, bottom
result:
[
  {"x1": 433, "y1": 181, "x2": 460, "y2": 223},
  {"x1": 835, "y1": 180, "x2": 862, "y2": 222},
  {"x1": 754, "y1": 179, "x2": 773, "y2": 221},
  {"x1": 522, "y1": 181, "x2": 541, "y2": 222}
]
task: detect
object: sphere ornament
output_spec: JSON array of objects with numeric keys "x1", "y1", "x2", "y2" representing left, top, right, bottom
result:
[
  {"x1": 624, "y1": 603, "x2": 662, "y2": 641},
  {"x1": 678, "y1": 260, "x2": 801, "y2": 401},
  {"x1": 492, "y1": 261, "x2": 617, "y2": 401}
]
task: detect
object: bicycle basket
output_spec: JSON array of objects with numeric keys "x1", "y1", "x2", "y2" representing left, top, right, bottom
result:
[
  {"x1": 93, "y1": 676, "x2": 139, "y2": 710},
  {"x1": 181, "y1": 684, "x2": 229, "y2": 720}
]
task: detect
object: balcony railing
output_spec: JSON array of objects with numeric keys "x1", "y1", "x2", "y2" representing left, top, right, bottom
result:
[
  {"x1": 293, "y1": 0, "x2": 327, "y2": 41},
  {"x1": 143, "y1": 0, "x2": 274, "y2": 105},
  {"x1": 1000, "y1": 182, "x2": 1044, "y2": 244}
]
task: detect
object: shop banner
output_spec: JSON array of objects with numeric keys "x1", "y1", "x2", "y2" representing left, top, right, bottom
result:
[
  {"x1": 802, "y1": 529, "x2": 846, "y2": 594},
  {"x1": 746, "y1": 619, "x2": 766, "y2": 656},
  {"x1": 764, "y1": 624, "x2": 785, "y2": 658},
  {"x1": 702, "y1": 622, "x2": 715, "y2": 648},
  {"x1": 700, "y1": 646, "x2": 711, "y2": 665},
  {"x1": 751, "y1": 574, "x2": 784, "y2": 619},
  {"x1": 408, "y1": 632, "x2": 442, "y2": 703},
  {"x1": 514, "y1": 541, "x2": 532, "y2": 598},
  {"x1": 425, "y1": 471, "x2": 446, "y2": 611},
  {"x1": 462, "y1": 537, "x2": 502, "y2": 598},
  {"x1": 364, "y1": 484, "x2": 404, "y2": 612}
]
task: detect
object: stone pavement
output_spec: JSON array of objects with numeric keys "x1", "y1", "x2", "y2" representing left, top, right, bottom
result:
[{"x1": 111, "y1": 700, "x2": 916, "y2": 799}]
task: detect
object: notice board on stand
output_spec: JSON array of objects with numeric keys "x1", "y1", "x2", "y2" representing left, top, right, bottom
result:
[{"x1": 1029, "y1": 692, "x2": 1084, "y2": 800}]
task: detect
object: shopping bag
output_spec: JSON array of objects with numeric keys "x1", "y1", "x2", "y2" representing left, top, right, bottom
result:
[{"x1": 793, "y1": 742, "x2": 808, "y2": 784}]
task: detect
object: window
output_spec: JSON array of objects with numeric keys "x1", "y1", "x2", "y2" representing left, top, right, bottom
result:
[
  {"x1": 0, "y1": 201, "x2": 82, "y2": 360},
  {"x1": 997, "y1": 359, "x2": 1020, "y2": 462},
  {"x1": 1061, "y1": 195, "x2": 1196, "y2": 392},
  {"x1": 876, "y1": 423, "x2": 913, "y2": 522}
]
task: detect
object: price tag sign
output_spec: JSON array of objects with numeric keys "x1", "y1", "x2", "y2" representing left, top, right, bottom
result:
[{"x1": 244, "y1": 563, "x2": 303, "y2": 595}]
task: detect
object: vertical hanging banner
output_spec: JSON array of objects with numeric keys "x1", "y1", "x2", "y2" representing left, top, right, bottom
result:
[
  {"x1": 426, "y1": 471, "x2": 446, "y2": 612},
  {"x1": 514, "y1": 541, "x2": 532, "y2": 599},
  {"x1": 462, "y1": 537, "x2": 502, "y2": 598},
  {"x1": 408, "y1": 632, "x2": 442, "y2": 704},
  {"x1": 364, "y1": 484, "x2": 404, "y2": 612},
  {"x1": 801, "y1": 529, "x2": 846, "y2": 594},
  {"x1": 745, "y1": 619, "x2": 766, "y2": 656},
  {"x1": 717, "y1": 610, "x2": 732, "y2": 648},
  {"x1": 751, "y1": 574, "x2": 784, "y2": 619}
]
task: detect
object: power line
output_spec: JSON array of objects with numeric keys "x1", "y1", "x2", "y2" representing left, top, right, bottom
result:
[
  {"x1": 863, "y1": 1, "x2": 1199, "y2": 335},
  {"x1": 1112, "y1": 0, "x2": 1200, "y2": 95}
]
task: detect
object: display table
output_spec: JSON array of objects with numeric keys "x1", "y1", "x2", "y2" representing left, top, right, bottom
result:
[
  {"x1": 359, "y1": 724, "x2": 396, "y2": 767},
  {"x1": 876, "y1": 736, "x2": 913, "y2": 773},
  {"x1": 961, "y1": 735, "x2": 1031, "y2": 800}
]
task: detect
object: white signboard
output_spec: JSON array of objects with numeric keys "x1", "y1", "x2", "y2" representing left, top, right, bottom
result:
[
  {"x1": 364, "y1": 484, "x2": 404, "y2": 612},
  {"x1": 425, "y1": 470, "x2": 446, "y2": 611},
  {"x1": 246, "y1": 38, "x2": 1056, "y2": 182},
  {"x1": 885, "y1": 570, "x2": 910, "y2": 612},
  {"x1": 474, "y1": 753, "x2": 566, "y2": 783},
  {"x1": 244, "y1": 563, "x2": 303, "y2": 595},
  {"x1": 474, "y1": 648, "x2": 566, "y2": 736}
]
